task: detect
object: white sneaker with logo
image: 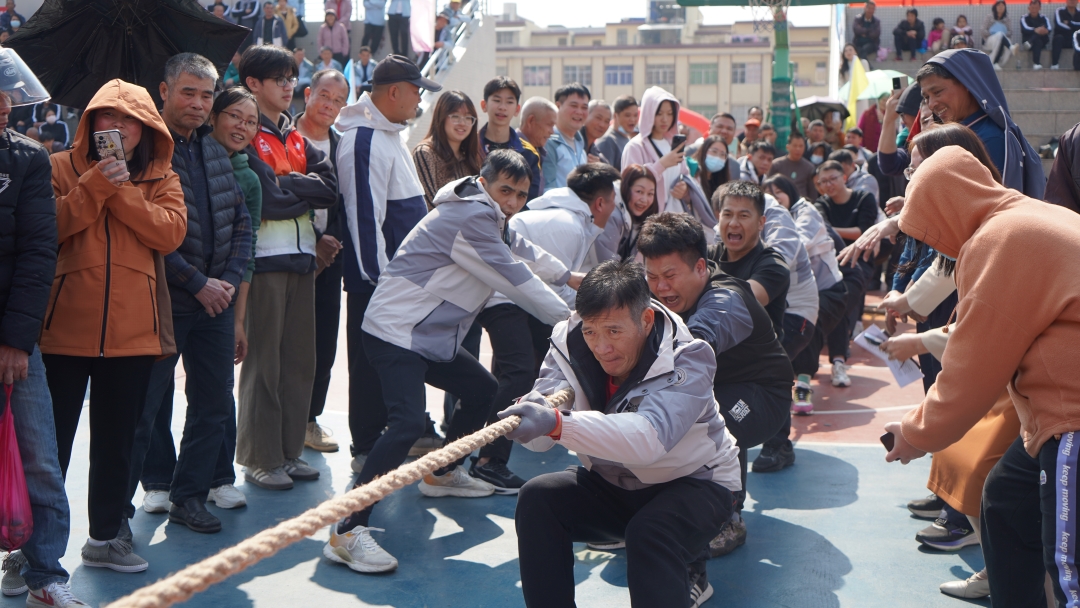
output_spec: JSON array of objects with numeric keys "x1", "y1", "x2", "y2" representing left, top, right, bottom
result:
[
  {"x1": 831, "y1": 361, "x2": 851, "y2": 387},
  {"x1": 418, "y1": 466, "x2": 495, "y2": 498},
  {"x1": 323, "y1": 525, "x2": 398, "y2": 573},
  {"x1": 26, "y1": 582, "x2": 88, "y2": 608}
]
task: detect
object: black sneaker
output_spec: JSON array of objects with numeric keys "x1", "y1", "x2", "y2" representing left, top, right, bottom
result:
[
  {"x1": 907, "y1": 494, "x2": 946, "y2": 519},
  {"x1": 468, "y1": 457, "x2": 526, "y2": 495},
  {"x1": 689, "y1": 568, "x2": 713, "y2": 607},
  {"x1": 915, "y1": 517, "x2": 979, "y2": 551},
  {"x1": 751, "y1": 443, "x2": 795, "y2": 473}
]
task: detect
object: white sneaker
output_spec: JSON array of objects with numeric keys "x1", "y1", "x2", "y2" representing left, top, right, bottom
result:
[
  {"x1": 26, "y1": 582, "x2": 88, "y2": 607},
  {"x1": 831, "y1": 361, "x2": 852, "y2": 387},
  {"x1": 323, "y1": 525, "x2": 398, "y2": 573},
  {"x1": 142, "y1": 490, "x2": 170, "y2": 514},
  {"x1": 418, "y1": 466, "x2": 495, "y2": 498},
  {"x1": 993, "y1": 63, "x2": 1002, "y2": 71},
  {"x1": 305, "y1": 421, "x2": 339, "y2": 453},
  {"x1": 1052, "y1": 64, "x2": 1061, "y2": 70},
  {"x1": 207, "y1": 484, "x2": 247, "y2": 509},
  {"x1": 1034, "y1": 64, "x2": 1043, "y2": 70},
  {"x1": 939, "y1": 568, "x2": 990, "y2": 599},
  {"x1": 351, "y1": 453, "x2": 367, "y2": 474},
  {"x1": 586, "y1": 541, "x2": 625, "y2": 550}
]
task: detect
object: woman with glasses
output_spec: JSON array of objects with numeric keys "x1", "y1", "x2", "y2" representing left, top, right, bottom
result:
[
  {"x1": 208, "y1": 87, "x2": 262, "y2": 367},
  {"x1": 412, "y1": 90, "x2": 482, "y2": 208}
]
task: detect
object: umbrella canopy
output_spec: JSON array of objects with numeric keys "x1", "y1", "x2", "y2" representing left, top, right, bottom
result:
[
  {"x1": 797, "y1": 96, "x2": 850, "y2": 122},
  {"x1": 837, "y1": 70, "x2": 912, "y2": 103},
  {"x1": 6, "y1": 0, "x2": 250, "y2": 109}
]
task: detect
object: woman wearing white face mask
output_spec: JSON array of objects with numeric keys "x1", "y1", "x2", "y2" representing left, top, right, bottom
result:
[
  {"x1": 694, "y1": 134, "x2": 730, "y2": 202},
  {"x1": 807, "y1": 141, "x2": 830, "y2": 167},
  {"x1": 39, "y1": 109, "x2": 69, "y2": 148}
]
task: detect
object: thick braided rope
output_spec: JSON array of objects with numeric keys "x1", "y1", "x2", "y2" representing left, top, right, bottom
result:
[{"x1": 106, "y1": 388, "x2": 574, "y2": 608}]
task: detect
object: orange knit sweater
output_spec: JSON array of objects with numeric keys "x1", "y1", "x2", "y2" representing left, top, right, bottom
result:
[{"x1": 898, "y1": 145, "x2": 1080, "y2": 457}]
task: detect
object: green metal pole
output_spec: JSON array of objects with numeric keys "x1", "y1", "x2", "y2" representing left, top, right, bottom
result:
[{"x1": 770, "y1": 6, "x2": 791, "y2": 150}]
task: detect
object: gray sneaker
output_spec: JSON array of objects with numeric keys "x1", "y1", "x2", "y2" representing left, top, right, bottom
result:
[
  {"x1": 80, "y1": 539, "x2": 148, "y2": 573},
  {"x1": 243, "y1": 466, "x2": 294, "y2": 490},
  {"x1": 1, "y1": 551, "x2": 27, "y2": 596},
  {"x1": 351, "y1": 453, "x2": 367, "y2": 474},
  {"x1": 708, "y1": 514, "x2": 747, "y2": 558},
  {"x1": 283, "y1": 458, "x2": 320, "y2": 481}
]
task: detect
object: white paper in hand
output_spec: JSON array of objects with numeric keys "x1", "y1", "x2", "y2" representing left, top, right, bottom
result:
[{"x1": 853, "y1": 325, "x2": 924, "y2": 388}]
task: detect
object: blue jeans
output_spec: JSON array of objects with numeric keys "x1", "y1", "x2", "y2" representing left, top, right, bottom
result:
[
  {"x1": 10, "y1": 346, "x2": 70, "y2": 589},
  {"x1": 126, "y1": 309, "x2": 237, "y2": 516}
]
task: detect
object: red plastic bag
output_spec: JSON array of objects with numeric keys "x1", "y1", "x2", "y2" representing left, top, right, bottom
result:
[{"x1": 0, "y1": 384, "x2": 32, "y2": 551}]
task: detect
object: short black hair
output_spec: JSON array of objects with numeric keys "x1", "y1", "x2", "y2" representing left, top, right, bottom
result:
[
  {"x1": 613, "y1": 95, "x2": 638, "y2": 114},
  {"x1": 932, "y1": 17, "x2": 945, "y2": 26},
  {"x1": 483, "y1": 76, "x2": 521, "y2": 103},
  {"x1": 637, "y1": 213, "x2": 708, "y2": 269},
  {"x1": 761, "y1": 174, "x2": 801, "y2": 206},
  {"x1": 828, "y1": 149, "x2": 854, "y2": 165},
  {"x1": 713, "y1": 112, "x2": 736, "y2": 125},
  {"x1": 554, "y1": 82, "x2": 591, "y2": 104},
  {"x1": 713, "y1": 180, "x2": 765, "y2": 216},
  {"x1": 567, "y1": 162, "x2": 620, "y2": 204},
  {"x1": 358, "y1": 45, "x2": 372, "y2": 54},
  {"x1": 576, "y1": 260, "x2": 652, "y2": 323},
  {"x1": 846, "y1": 127, "x2": 864, "y2": 136},
  {"x1": 749, "y1": 140, "x2": 776, "y2": 157},
  {"x1": 480, "y1": 148, "x2": 530, "y2": 185},
  {"x1": 239, "y1": 44, "x2": 298, "y2": 87},
  {"x1": 759, "y1": 122, "x2": 775, "y2": 132},
  {"x1": 815, "y1": 160, "x2": 845, "y2": 176},
  {"x1": 906, "y1": 8, "x2": 918, "y2": 16},
  {"x1": 916, "y1": 61, "x2": 956, "y2": 84},
  {"x1": 212, "y1": 86, "x2": 260, "y2": 117},
  {"x1": 787, "y1": 130, "x2": 806, "y2": 143}
]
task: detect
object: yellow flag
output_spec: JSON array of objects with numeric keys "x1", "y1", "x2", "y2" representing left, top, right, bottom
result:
[{"x1": 845, "y1": 59, "x2": 869, "y2": 131}]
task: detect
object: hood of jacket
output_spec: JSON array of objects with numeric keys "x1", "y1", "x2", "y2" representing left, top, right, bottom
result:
[
  {"x1": 636, "y1": 86, "x2": 680, "y2": 142},
  {"x1": 335, "y1": 91, "x2": 407, "y2": 134},
  {"x1": 72, "y1": 79, "x2": 174, "y2": 180},
  {"x1": 898, "y1": 145, "x2": 1028, "y2": 260},
  {"x1": 431, "y1": 175, "x2": 505, "y2": 221},
  {"x1": 526, "y1": 187, "x2": 592, "y2": 217},
  {"x1": 926, "y1": 49, "x2": 1045, "y2": 198}
]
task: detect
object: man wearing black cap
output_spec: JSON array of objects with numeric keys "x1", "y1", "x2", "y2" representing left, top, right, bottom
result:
[
  {"x1": 332, "y1": 53, "x2": 442, "y2": 504},
  {"x1": 877, "y1": 82, "x2": 923, "y2": 177}
]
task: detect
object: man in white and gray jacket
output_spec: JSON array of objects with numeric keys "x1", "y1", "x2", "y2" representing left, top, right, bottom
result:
[
  {"x1": 501, "y1": 260, "x2": 741, "y2": 608},
  {"x1": 323, "y1": 150, "x2": 579, "y2": 575}
]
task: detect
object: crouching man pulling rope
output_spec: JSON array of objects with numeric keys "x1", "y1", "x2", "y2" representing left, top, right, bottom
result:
[{"x1": 499, "y1": 260, "x2": 742, "y2": 608}]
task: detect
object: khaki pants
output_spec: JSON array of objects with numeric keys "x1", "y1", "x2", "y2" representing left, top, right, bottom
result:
[{"x1": 237, "y1": 271, "x2": 316, "y2": 469}]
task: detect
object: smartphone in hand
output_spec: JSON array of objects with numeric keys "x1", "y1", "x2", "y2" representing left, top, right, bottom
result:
[
  {"x1": 671, "y1": 134, "x2": 687, "y2": 151},
  {"x1": 880, "y1": 432, "x2": 895, "y2": 451},
  {"x1": 94, "y1": 129, "x2": 129, "y2": 181},
  {"x1": 892, "y1": 76, "x2": 904, "y2": 91}
]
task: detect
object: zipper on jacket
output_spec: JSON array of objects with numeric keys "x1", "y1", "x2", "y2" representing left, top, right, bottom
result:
[
  {"x1": 44, "y1": 274, "x2": 67, "y2": 330},
  {"x1": 147, "y1": 277, "x2": 157, "y2": 335},
  {"x1": 294, "y1": 218, "x2": 302, "y2": 254},
  {"x1": 99, "y1": 215, "x2": 112, "y2": 357}
]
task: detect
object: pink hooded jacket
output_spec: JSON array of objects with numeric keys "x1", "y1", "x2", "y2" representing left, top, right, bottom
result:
[{"x1": 620, "y1": 86, "x2": 689, "y2": 213}]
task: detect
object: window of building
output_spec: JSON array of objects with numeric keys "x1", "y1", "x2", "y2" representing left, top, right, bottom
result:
[
  {"x1": 645, "y1": 64, "x2": 676, "y2": 86},
  {"x1": 617, "y1": 29, "x2": 628, "y2": 45},
  {"x1": 604, "y1": 65, "x2": 634, "y2": 86},
  {"x1": 558, "y1": 37, "x2": 567, "y2": 46},
  {"x1": 523, "y1": 66, "x2": 552, "y2": 87},
  {"x1": 496, "y1": 31, "x2": 516, "y2": 46},
  {"x1": 593, "y1": 40, "x2": 602, "y2": 46},
  {"x1": 689, "y1": 104, "x2": 717, "y2": 118},
  {"x1": 689, "y1": 63, "x2": 718, "y2": 85},
  {"x1": 495, "y1": 66, "x2": 508, "y2": 77},
  {"x1": 641, "y1": 29, "x2": 681, "y2": 45},
  {"x1": 815, "y1": 61, "x2": 827, "y2": 85},
  {"x1": 745, "y1": 62, "x2": 762, "y2": 84},
  {"x1": 731, "y1": 63, "x2": 746, "y2": 84},
  {"x1": 563, "y1": 65, "x2": 592, "y2": 87}
]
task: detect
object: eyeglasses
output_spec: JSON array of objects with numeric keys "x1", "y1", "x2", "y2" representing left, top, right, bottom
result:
[
  {"x1": 272, "y1": 77, "x2": 299, "y2": 89},
  {"x1": 222, "y1": 110, "x2": 259, "y2": 132},
  {"x1": 903, "y1": 166, "x2": 917, "y2": 180},
  {"x1": 447, "y1": 114, "x2": 476, "y2": 126},
  {"x1": 817, "y1": 175, "x2": 843, "y2": 186}
]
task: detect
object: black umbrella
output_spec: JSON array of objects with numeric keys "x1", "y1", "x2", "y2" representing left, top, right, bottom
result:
[
  {"x1": 796, "y1": 96, "x2": 850, "y2": 123},
  {"x1": 5, "y1": 0, "x2": 250, "y2": 109}
]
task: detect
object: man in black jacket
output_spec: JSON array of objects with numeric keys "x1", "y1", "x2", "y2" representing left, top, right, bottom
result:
[
  {"x1": 294, "y1": 68, "x2": 348, "y2": 454},
  {"x1": 0, "y1": 74, "x2": 90, "y2": 603},
  {"x1": 639, "y1": 212, "x2": 793, "y2": 560},
  {"x1": 894, "y1": 9, "x2": 926, "y2": 61},
  {"x1": 852, "y1": 0, "x2": 882, "y2": 60},
  {"x1": 125, "y1": 53, "x2": 253, "y2": 537}
]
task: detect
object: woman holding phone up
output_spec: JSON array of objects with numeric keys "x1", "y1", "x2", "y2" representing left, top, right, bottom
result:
[
  {"x1": 42, "y1": 79, "x2": 186, "y2": 573},
  {"x1": 620, "y1": 86, "x2": 690, "y2": 214}
]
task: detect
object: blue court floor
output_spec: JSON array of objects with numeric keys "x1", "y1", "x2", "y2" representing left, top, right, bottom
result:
[{"x1": 1, "y1": 405, "x2": 987, "y2": 608}]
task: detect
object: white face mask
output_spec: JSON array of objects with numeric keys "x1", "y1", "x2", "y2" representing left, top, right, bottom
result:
[
  {"x1": 810, "y1": 154, "x2": 824, "y2": 165},
  {"x1": 9, "y1": 20, "x2": 19, "y2": 28},
  {"x1": 45, "y1": 115, "x2": 57, "y2": 124}
]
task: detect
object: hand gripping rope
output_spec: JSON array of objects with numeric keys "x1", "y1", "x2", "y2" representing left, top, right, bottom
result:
[{"x1": 106, "y1": 388, "x2": 575, "y2": 608}]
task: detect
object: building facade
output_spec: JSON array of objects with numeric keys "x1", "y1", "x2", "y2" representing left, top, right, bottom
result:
[{"x1": 495, "y1": 2, "x2": 830, "y2": 122}]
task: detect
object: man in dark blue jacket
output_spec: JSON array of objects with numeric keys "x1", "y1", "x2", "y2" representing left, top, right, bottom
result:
[{"x1": 125, "y1": 54, "x2": 252, "y2": 537}]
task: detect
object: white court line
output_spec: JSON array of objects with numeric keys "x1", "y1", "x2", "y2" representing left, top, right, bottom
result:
[{"x1": 806, "y1": 404, "x2": 919, "y2": 415}]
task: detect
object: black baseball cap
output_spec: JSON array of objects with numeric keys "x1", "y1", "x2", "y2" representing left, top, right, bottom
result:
[
  {"x1": 897, "y1": 82, "x2": 923, "y2": 118},
  {"x1": 371, "y1": 55, "x2": 442, "y2": 92}
]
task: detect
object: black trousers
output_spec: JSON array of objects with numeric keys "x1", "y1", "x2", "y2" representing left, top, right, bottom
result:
[
  {"x1": 915, "y1": 289, "x2": 957, "y2": 394},
  {"x1": 387, "y1": 14, "x2": 410, "y2": 56},
  {"x1": 475, "y1": 304, "x2": 536, "y2": 464},
  {"x1": 894, "y1": 32, "x2": 922, "y2": 58},
  {"x1": 516, "y1": 466, "x2": 733, "y2": 608},
  {"x1": 1052, "y1": 31, "x2": 1074, "y2": 66},
  {"x1": 853, "y1": 36, "x2": 878, "y2": 60},
  {"x1": 350, "y1": 331, "x2": 497, "y2": 526},
  {"x1": 715, "y1": 381, "x2": 791, "y2": 510},
  {"x1": 793, "y1": 280, "x2": 849, "y2": 377},
  {"x1": 310, "y1": 258, "x2": 343, "y2": 422},
  {"x1": 347, "y1": 285, "x2": 385, "y2": 456},
  {"x1": 827, "y1": 269, "x2": 866, "y2": 362},
  {"x1": 982, "y1": 434, "x2": 1077, "y2": 607},
  {"x1": 1025, "y1": 33, "x2": 1049, "y2": 66},
  {"x1": 362, "y1": 23, "x2": 384, "y2": 54},
  {"x1": 45, "y1": 354, "x2": 155, "y2": 541},
  {"x1": 762, "y1": 313, "x2": 815, "y2": 451}
]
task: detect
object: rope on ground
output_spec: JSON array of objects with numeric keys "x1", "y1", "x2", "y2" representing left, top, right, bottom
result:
[{"x1": 106, "y1": 388, "x2": 575, "y2": 608}]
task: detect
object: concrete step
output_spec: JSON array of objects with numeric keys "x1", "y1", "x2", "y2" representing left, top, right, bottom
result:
[
  {"x1": 1011, "y1": 110, "x2": 1080, "y2": 138},
  {"x1": 1000, "y1": 89, "x2": 1080, "y2": 113},
  {"x1": 995, "y1": 67, "x2": 1080, "y2": 89}
]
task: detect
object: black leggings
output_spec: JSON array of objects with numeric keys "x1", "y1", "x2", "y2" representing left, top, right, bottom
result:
[
  {"x1": 516, "y1": 466, "x2": 733, "y2": 607},
  {"x1": 45, "y1": 354, "x2": 155, "y2": 541}
]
